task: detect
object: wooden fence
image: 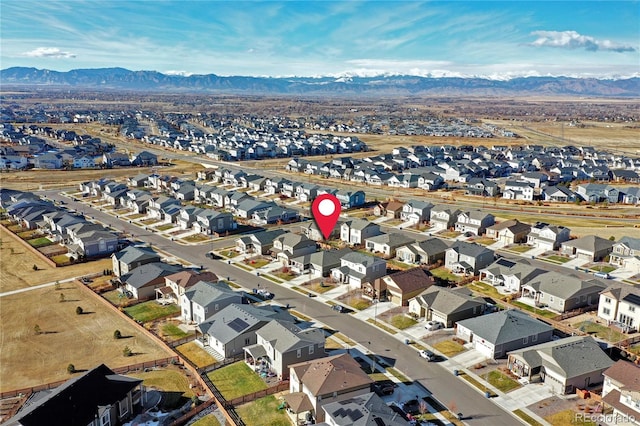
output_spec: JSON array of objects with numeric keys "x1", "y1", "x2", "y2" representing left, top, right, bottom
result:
[{"x1": 228, "y1": 381, "x2": 289, "y2": 406}]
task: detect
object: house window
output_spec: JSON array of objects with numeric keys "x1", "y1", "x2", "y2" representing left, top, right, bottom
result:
[
  {"x1": 605, "y1": 297, "x2": 611, "y2": 304},
  {"x1": 297, "y1": 349, "x2": 302, "y2": 358},
  {"x1": 245, "y1": 338, "x2": 250, "y2": 345},
  {"x1": 119, "y1": 400, "x2": 129, "y2": 417},
  {"x1": 214, "y1": 304, "x2": 219, "y2": 311},
  {"x1": 549, "y1": 296, "x2": 554, "y2": 303},
  {"x1": 101, "y1": 411, "x2": 110, "y2": 426},
  {"x1": 532, "y1": 335, "x2": 538, "y2": 342},
  {"x1": 309, "y1": 345, "x2": 314, "y2": 355},
  {"x1": 630, "y1": 306, "x2": 636, "y2": 313},
  {"x1": 523, "y1": 336, "x2": 528, "y2": 344},
  {"x1": 602, "y1": 308, "x2": 611, "y2": 315}
]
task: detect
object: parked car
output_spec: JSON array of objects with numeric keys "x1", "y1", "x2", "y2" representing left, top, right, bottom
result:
[
  {"x1": 425, "y1": 321, "x2": 443, "y2": 331},
  {"x1": 594, "y1": 271, "x2": 611, "y2": 279},
  {"x1": 419, "y1": 350, "x2": 436, "y2": 361},
  {"x1": 373, "y1": 381, "x2": 395, "y2": 396},
  {"x1": 401, "y1": 399, "x2": 420, "y2": 415}
]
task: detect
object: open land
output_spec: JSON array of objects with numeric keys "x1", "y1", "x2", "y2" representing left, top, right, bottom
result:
[{"x1": 0, "y1": 281, "x2": 172, "y2": 391}]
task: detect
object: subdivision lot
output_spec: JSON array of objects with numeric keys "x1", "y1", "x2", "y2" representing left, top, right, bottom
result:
[
  {"x1": 0, "y1": 281, "x2": 172, "y2": 392},
  {"x1": 0, "y1": 227, "x2": 112, "y2": 293}
]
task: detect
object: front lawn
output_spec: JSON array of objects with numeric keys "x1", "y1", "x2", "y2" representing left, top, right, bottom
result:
[
  {"x1": 389, "y1": 314, "x2": 417, "y2": 330},
  {"x1": 244, "y1": 258, "x2": 271, "y2": 269},
  {"x1": 513, "y1": 409, "x2": 543, "y2": 426},
  {"x1": 156, "y1": 223, "x2": 175, "y2": 231},
  {"x1": 236, "y1": 395, "x2": 290, "y2": 426},
  {"x1": 219, "y1": 249, "x2": 239, "y2": 258},
  {"x1": 141, "y1": 218, "x2": 161, "y2": 225},
  {"x1": 302, "y1": 281, "x2": 336, "y2": 294},
  {"x1": 430, "y1": 266, "x2": 463, "y2": 283},
  {"x1": 127, "y1": 213, "x2": 146, "y2": 220},
  {"x1": 545, "y1": 409, "x2": 596, "y2": 426},
  {"x1": 482, "y1": 370, "x2": 521, "y2": 393},
  {"x1": 183, "y1": 234, "x2": 210, "y2": 243},
  {"x1": 574, "y1": 321, "x2": 627, "y2": 343},
  {"x1": 207, "y1": 361, "x2": 267, "y2": 400},
  {"x1": 545, "y1": 255, "x2": 570, "y2": 263},
  {"x1": 27, "y1": 237, "x2": 53, "y2": 248},
  {"x1": 51, "y1": 254, "x2": 71, "y2": 266},
  {"x1": 366, "y1": 318, "x2": 397, "y2": 335},
  {"x1": 346, "y1": 296, "x2": 371, "y2": 311},
  {"x1": 176, "y1": 341, "x2": 216, "y2": 368},
  {"x1": 507, "y1": 245, "x2": 533, "y2": 253},
  {"x1": 432, "y1": 340, "x2": 466, "y2": 357},
  {"x1": 272, "y1": 269, "x2": 297, "y2": 281},
  {"x1": 589, "y1": 265, "x2": 616, "y2": 273},
  {"x1": 470, "y1": 237, "x2": 496, "y2": 246},
  {"x1": 511, "y1": 301, "x2": 558, "y2": 318},
  {"x1": 124, "y1": 301, "x2": 180, "y2": 323}
]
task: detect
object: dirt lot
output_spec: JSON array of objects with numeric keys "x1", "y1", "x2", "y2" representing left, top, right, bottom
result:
[
  {"x1": 0, "y1": 281, "x2": 172, "y2": 391},
  {"x1": 0, "y1": 227, "x2": 112, "y2": 293}
]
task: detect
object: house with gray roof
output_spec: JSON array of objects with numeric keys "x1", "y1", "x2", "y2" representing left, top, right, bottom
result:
[
  {"x1": 503, "y1": 180, "x2": 535, "y2": 201},
  {"x1": 330, "y1": 252, "x2": 387, "y2": 287},
  {"x1": 396, "y1": 237, "x2": 451, "y2": 265},
  {"x1": 290, "y1": 248, "x2": 352, "y2": 277},
  {"x1": 507, "y1": 336, "x2": 614, "y2": 394},
  {"x1": 198, "y1": 304, "x2": 295, "y2": 359},
  {"x1": 364, "y1": 232, "x2": 414, "y2": 258},
  {"x1": 119, "y1": 262, "x2": 182, "y2": 299},
  {"x1": 235, "y1": 229, "x2": 287, "y2": 255},
  {"x1": 400, "y1": 200, "x2": 434, "y2": 223},
  {"x1": 245, "y1": 320, "x2": 326, "y2": 380},
  {"x1": 456, "y1": 310, "x2": 554, "y2": 359},
  {"x1": 455, "y1": 210, "x2": 495, "y2": 236},
  {"x1": 300, "y1": 220, "x2": 343, "y2": 241},
  {"x1": 408, "y1": 286, "x2": 486, "y2": 327},
  {"x1": 485, "y1": 219, "x2": 531, "y2": 245},
  {"x1": 480, "y1": 258, "x2": 547, "y2": 293},
  {"x1": 193, "y1": 209, "x2": 236, "y2": 235},
  {"x1": 598, "y1": 285, "x2": 640, "y2": 333},
  {"x1": 271, "y1": 233, "x2": 318, "y2": 264},
  {"x1": 520, "y1": 271, "x2": 606, "y2": 312},
  {"x1": 543, "y1": 185, "x2": 577, "y2": 203},
  {"x1": 180, "y1": 280, "x2": 244, "y2": 324},
  {"x1": 234, "y1": 199, "x2": 273, "y2": 219},
  {"x1": 340, "y1": 219, "x2": 381, "y2": 245},
  {"x1": 527, "y1": 223, "x2": 571, "y2": 251},
  {"x1": 321, "y1": 392, "x2": 407, "y2": 426},
  {"x1": 69, "y1": 229, "x2": 119, "y2": 259},
  {"x1": 444, "y1": 241, "x2": 494, "y2": 275},
  {"x1": 429, "y1": 205, "x2": 461, "y2": 231},
  {"x1": 111, "y1": 246, "x2": 160, "y2": 277},
  {"x1": 560, "y1": 235, "x2": 614, "y2": 261},
  {"x1": 576, "y1": 183, "x2": 619, "y2": 203},
  {"x1": 610, "y1": 236, "x2": 640, "y2": 268},
  {"x1": 252, "y1": 205, "x2": 299, "y2": 225}
]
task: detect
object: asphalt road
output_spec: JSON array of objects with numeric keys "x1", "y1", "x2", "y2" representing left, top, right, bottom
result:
[{"x1": 42, "y1": 190, "x2": 519, "y2": 425}]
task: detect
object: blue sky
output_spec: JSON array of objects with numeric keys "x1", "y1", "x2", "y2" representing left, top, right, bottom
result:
[{"x1": 1, "y1": 1, "x2": 638, "y2": 79}]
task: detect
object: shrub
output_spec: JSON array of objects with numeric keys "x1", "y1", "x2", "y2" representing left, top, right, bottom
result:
[
  {"x1": 123, "y1": 345, "x2": 132, "y2": 357},
  {"x1": 59, "y1": 293, "x2": 65, "y2": 303},
  {"x1": 34, "y1": 324, "x2": 41, "y2": 335},
  {"x1": 113, "y1": 329, "x2": 122, "y2": 339},
  {"x1": 67, "y1": 363, "x2": 76, "y2": 374},
  {"x1": 33, "y1": 264, "x2": 38, "y2": 271},
  {"x1": 76, "y1": 306, "x2": 83, "y2": 315}
]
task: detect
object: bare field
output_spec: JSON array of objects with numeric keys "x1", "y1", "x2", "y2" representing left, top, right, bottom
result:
[
  {"x1": 0, "y1": 227, "x2": 113, "y2": 292},
  {"x1": 0, "y1": 281, "x2": 172, "y2": 391}
]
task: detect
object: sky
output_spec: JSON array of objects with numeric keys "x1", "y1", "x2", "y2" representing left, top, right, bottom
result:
[{"x1": 1, "y1": 1, "x2": 638, "y2": 79}]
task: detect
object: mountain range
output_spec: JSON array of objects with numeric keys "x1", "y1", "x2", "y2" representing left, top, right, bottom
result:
[{"x1": 1, "y1": 67, "x2": 639, "y2": 97}]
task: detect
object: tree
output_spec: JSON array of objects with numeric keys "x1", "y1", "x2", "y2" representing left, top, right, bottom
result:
[
  {"x1": 123, "y1": 345, "x2": 132, "y2": 357},
  {"x1": 33, "y1": 264, "x2": 38, "y2": 271},
  {"x1": 34, "y1": 324, "x2": 41, "y2": 335},
  {"x1": 76, "y1": 306, "x2": 83, "y2": 315},
  {"x1": 59, "y1": 293, "x2": 65, "y2": 303},
  {"x1": 67, "y1": 364, "x2": 76, "y2": 374},
  {"x1": 113, "y1": 329, "x2": 122, "y2": 339},
  {"x1": 609, "y1": 235, "x2": 616, "y2": 241}
]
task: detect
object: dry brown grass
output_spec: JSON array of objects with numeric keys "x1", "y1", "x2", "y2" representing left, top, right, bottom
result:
[
  {"x1": 0, "y1": 227, "x2": 113, "y2": 292},
  {"x1": 0, "y1": 281, "x2": 172, "y2": 391}
]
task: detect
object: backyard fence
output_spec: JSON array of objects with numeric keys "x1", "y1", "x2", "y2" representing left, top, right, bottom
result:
[{"x1": 227, "y1": 381, "x2": 289, "y2": 406}]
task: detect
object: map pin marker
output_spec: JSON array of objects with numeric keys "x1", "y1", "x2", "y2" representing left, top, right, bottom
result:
[{"x1": 311, "y1": 194, "x2": 341, "y2": 240}]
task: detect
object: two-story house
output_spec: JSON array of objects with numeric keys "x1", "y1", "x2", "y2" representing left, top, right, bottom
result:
[
  {"x1": 400, "y1": 200, "x2": 434, "y2": 224},
  {"x1": 503, "y1": 180, "x2": 535, "y2": 201},
  {"x1": 340, "y1": 219, "x2": 381, "y2": 245},
  {"x1": 271, "y1": 233, "x2": 318, "y2": 265},
  {"x1": 598, "y1": 285, "x2": 640, "y2": 333},
  {"x1": 180, "y1": 280, "x2": 244, "y2": 324},
  {"x1": 485, "y1": 219, "x2": 531, "y2": 245},
  {"x1": 444, "y1": 241, "x2": 494, "y2": 275},
  {"x1": 602, "y1": 361, "x2": 640, "y2": 424},
  {"x1": 331, "y1": 252, "x2": 387, "y2": 287},
  {"x1": 429, "y1": 206, "x2": 461, "y2": 231},
  {"x1": 609, "y1": 237, "x2": 640, "y2": 268},
  {"x1": 454, "y1": 210, "x2": 495, "y2": 236},
  {"x1": 527, "y1": 223, "x2": 571, "y2": 251}
]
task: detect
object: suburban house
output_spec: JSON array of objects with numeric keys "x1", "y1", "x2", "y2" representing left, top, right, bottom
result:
[
  {"x1": 456, "y1": 310, "x2": 554, "y2": 359},
  {"x1": 454, "y1": 210, "x2": 495, "y2": 236},
  {"x1": 198, "y1": 304, "x2": 296, "y2": 359},
  {"x1": 340, "y1": 219, "x2": 382, "y2": 245},
  {"x1": 543, "y1": 185, "x2": 577, "y2": 203},
  {"x1": 598, "y1": 285, "x2": 640, "y2": 333},
  {"x1": 271, "y1": 233, "x2": 318, "y2": 265},
  {"x1": 147, "y1": 196, "x2": 181, "y2": 221},
  {"x1": 244, "y1": 321, "x2": 326, "y2": 380},
  {"x1": 520, "y1": 271, "x2": 607, "y2": 313},
  {"x1": 111, "y1": 245, "x2": 161, "y2": 277},
  {"x1": 485, "y1": 219, "x2": 531, "y2": 245},
  {"x1": 163, "y1": 269, "x2": 219, "y2": 300},
  {"x1": 335, "y1": 189, "x2": 365, "y2": 209},
  {"x1": 69, "y1": 229, "x2": 119, "y2": 259},
  {"x1": 180, "y1": 280, "x2": 244, "y2": 324},
  {"x1": 234, "y1": 199, "x2": 273, "y2": 219},
  {"x1": 252, "y1": 205, "x2": 299, "y2": 225},
  {"x1": 130, "y1": 150, "x2": 158, "y2": 166},
  {"x1": 300, "y1": 220, "x2": 343, "y2": 241},
  {"x1": 400, "y1": 200, "x2": 434, "y2": 223},
  {"x1": 236, "y1": 229, "x2": 288, "y2": 255},
  {"x1": 560, "y1": 235, "x2": 615, "y2": 262},
  {"x1": 602, "y1": 361, "x2": 640, "y2": 424},
  {"x1": 330, "y1": 252, "x2": 387, "y2": 287},
  {"x1": 503, "y1": 180, "x2": 535, "y2": 201},
  {"x1": 5, "y1": 364, "x2": 145, "y2": 426},
  {"x1": 364, "y1": 232, "x2": 414, "y2": 258},
  {"x1": 507, "y1": 336, "x2": 614, "y2": 394},
  {"x1": 367, "y1": 267, "x2": 436, "y2": 306},
  {"x1": 480, "y1": 258, "x2": 547, "y2": 293},
  {"x1": 430, "y1": 206, "x2": 461, "y2": 231},
  {"x1": 466, "y1": 178, "x2": 500, "y2": 197},
  {"x1": 284, "y1": 353, "x2": 374, "y2": 423},
  {"x1": 609, "y1": 236, "x2": 640, "y2": 268},
  {"x1": 444, "y1": 241, "x2": 495, "y2": 275},
  {"x1": 408, "y1": 286, "x2": 487, "y2": 327},
  {"x1": 119, "y1": 262, "x2": 182, "y2": 300},
  {"x1": 321, "y1": 392, "x2": 407, "y2": 426},
  {"x1": 576, "y1": 183, "x2": 619, "y2": 203},
  {"x1": 290, "y1": 248, "x2": 352, "y2": 277},
  {"x1": 527, "y1": 223, "x2": 571, "y2": 251},
  {"x1": 193, "y1": 210, "x2": 236, "y2": 235},
  {"x1": 395, "y1": 237, "x2": 450, "y2": 265},
  {"x1": 373, "y1": 200, "x2": 404, "y2": 219}
]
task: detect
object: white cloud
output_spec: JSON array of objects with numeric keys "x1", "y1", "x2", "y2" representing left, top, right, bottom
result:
[
  {"x1": 164, "y1": 70, "x2": 193, "y2": 77},
  {"x1": 22, "y1": 47, "x2": 76, "y2": 58},
  {"x1": 530, "y1": 30, "x2": 636, "y2": 52}
]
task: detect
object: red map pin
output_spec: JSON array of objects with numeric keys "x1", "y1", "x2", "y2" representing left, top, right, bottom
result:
[{"x1": 311, "y1": 194, "x2": 342, "y2": 240}]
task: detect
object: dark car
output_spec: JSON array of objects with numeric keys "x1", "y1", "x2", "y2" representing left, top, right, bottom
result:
[
  {"x1": 401, "y1": 399, "x2": 420, "y2": 415},
  {"x1": 373, "y1": 381, "x2": 395, "y2": 396}
]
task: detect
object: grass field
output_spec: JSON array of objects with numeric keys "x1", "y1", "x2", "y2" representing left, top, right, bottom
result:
[
  {"x1": 389, "y1": 314, "x2": 418, "y2": 330},
  {"x1": 482, "y1": 370, "x2": 521, "y2": 393},
  {"x1": 430, "y1": 267, "x2": 463, "y2": 283},
  {"x1": 236, "y1": 395, "x2": 289, "y2": 426},
  {"x1": 513, "y1": 409, "x2": 544, "y2": 426},
  {"x1": 191, "y1": 415, "x2": 222, "y2": 426},
  {"x1": 511, "y1": 301, "x2": 558, "y2": 318},
  {"x1": 26, "y1": 237, "x2": 53, "y2": 248},
  {"x1": 545, "y1": 409, "x2": 596, "y2": 426},
  {"x1": 466, "y1": 281, "x2": 505, "y2": 300},
  {"x1": 207, "y1": 361, "x2": 267, "y2": 400},
  {"x1": 124, "y1": 301, "x2": 180, "y2": 323},
  {"x1": 432, "y1": 340, "x2": 466, "y2": 357},
  {"x1": 0, "y1": 227, "x2": 112, "y2": 292},
  {"x1": 176, "y1": 341, "x2": 216, "y2": 368},
  {"x1": 129, "y1": 367, "x2": 196, "y2": 410},
  {"x1": 0, "y1": 281, "x2": 171, "y2": 392},
  {"x1": 160, "y1": 322, "x2": 191, "y2": 341},
  {"x1": 574, "y1": 321, "x2": 626, "y2": 343}
]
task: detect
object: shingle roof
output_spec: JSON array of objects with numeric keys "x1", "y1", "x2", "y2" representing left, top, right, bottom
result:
[
  {"x1": 562, "y1": 235, "x2": 614, "y2": 253},
  {"x1": 289, "y1": 353, "x2": 373, "y2": 396},
  {"x1": 165, "y1": 270, "x2": 218, "y2": 290},
  {"x1": 184, "y1": 281, "x2": 240, "y2": 307},
  {"x1": 322, "y1": 392, "x2": 407, "y2": 426},
  {"x1": 384, "y1": 267, "x2": 436, "y2": 294},
  {"x1": 413, "y1": 286, "x2": 485, "y2": 315},
  {"x1": 527, "y1": 271, "x2": 606, "y2": 300},
  {"x1": 603, "y1": 360, "x2": 640, "y2": 391},
  {"x1": 120, "y1": 262, "x2": 182, "y2": 289},
  {"x1": 256, "y1": 321, "x2": 325, "y2": 353},
  {"x1": 112, "y1": 245, "x2": 160, "y2": 265},
  {"x1": 457, "y1": 310, "x2": 553, "y2": 346}
]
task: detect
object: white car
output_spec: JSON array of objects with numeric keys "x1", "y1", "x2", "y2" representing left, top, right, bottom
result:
[
  {"x1": 419, "y1": 350, "x2": 436, "y2": 361},
  {"x1": 425, "y1": 321, "x2": 443, "y2": 331}
]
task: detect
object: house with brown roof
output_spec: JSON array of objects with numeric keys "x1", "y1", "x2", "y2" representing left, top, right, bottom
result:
[
  {"x1": 163, "y1": 270, "x2": 219, "y2": 301},
  {"x1": 368, "y1": 267, "x2": 436, "y2": 306},
  {"x1": 602, "y1": 360, "x2": 640, "y2": 423},
  {"x1": 373, "y1": 200, "x2": 404, "y2": 219},
  {"x1": 284, "y1": 353, "x2": 374, "y2": 423},
  {"x1": 485, "y1": 219, "x2": 531, "y2": 245}
]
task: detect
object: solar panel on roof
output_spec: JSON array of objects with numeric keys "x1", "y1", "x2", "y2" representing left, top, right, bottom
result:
[
  {"x1": 228, "y1": 318, "x2": 249, "y2": 332},
  {"x1": 623, "y1": 293, "x2": 640, "y2": 306},
  {"x1": 333, "y1": 408, "x2": 364, "y2": 421}
]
